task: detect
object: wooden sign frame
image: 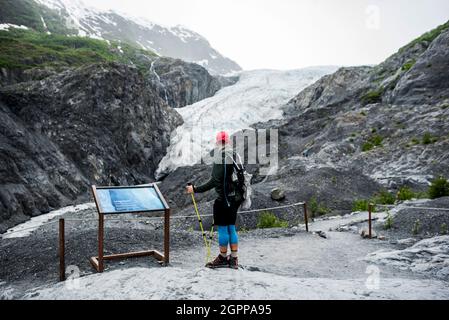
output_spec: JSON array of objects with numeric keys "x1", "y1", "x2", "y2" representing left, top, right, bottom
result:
[{"x1": 90, "y1": 184, "x2": 170, "y2": 273}]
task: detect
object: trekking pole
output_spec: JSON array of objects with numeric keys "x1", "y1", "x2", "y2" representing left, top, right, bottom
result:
[{"x1": 188, "y1": 184, "x2": 212, "y2": 264}]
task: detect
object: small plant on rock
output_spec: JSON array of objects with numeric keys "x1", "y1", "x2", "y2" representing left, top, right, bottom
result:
[
  {"x1": 310, "y1": 197, "x2": 330, "y2": 216},
  {"x1": 422, "y1": 132, "x2": 438, "y2": 145},
  {"x1": 384, "y1": 212, "x2": 393, "y2": 230},
  {"x1": 362, "y1": 135, "x2": 384, "y2": 152},
  {"x1": 440, "y1": 223, "x2": 448, "y2": 235},
  {"x1": 362, "y1": 88, "x2": 384, "y2": 105},
  {"x1": 257, "y1": 211, "x2": 289, "y2": 229},
  {"x1": 401, "y1": 59, "x2": 416, "y2": 72},
  {"x1": 374, "y1": 189, "x2": 396, "y2": 205},
  {"x1": 352, "y1": 199, "x2": 374, "y2": 212},
  {"x1": 428, "y1": 177, "x2": 449, "y2": 199},
  {"x1": 397, "y1": 187, "x2": 415, "y2": 201},
  {"x1": 412, "y1": 219, "x2": 421, "y2": 235}
]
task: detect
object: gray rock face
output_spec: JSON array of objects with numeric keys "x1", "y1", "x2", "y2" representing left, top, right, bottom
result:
[
  {"x1": 0, "y1": 67, "x2": 63, "y2": 87},
  {"x1": 0, "y1": 62, "x2": 182, "y2": 232},
  {"x1": 150, "y1": 58, "x2": 227, "y2": 109},
  {"x1": 272, "y1": 28, "x2": 449, "y2": 192},
  {"x1": 285, "y1": 66, "x2": 373, "y2": 116},
  {"x1": 391, "y1": 30, "x2": 449, "y2": 105}
]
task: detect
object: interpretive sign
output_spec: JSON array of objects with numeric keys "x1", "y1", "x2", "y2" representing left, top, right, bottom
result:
[
  {"x1": 89, "y1": 184, "x2": 170, "y2": 273},
  {"x1": 94, "y1": 186, "x2": 166, "y2": 214}
]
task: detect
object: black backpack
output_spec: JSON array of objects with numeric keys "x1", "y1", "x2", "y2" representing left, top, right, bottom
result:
[{"x1": 230, "y1": 152, "x2": 246, "y2": 205}]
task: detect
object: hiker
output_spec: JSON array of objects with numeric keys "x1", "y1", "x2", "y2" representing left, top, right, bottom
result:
[{"x1": 186, "y1": 131, "x2": 242, "y2": 269}]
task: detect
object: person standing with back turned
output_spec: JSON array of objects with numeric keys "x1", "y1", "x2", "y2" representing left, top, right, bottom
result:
[{"x1": 186, "y1": 131, "x2": 241, "y2": 269}]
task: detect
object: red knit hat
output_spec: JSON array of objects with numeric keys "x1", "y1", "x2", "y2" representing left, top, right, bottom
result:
[{"x1": 216, "y1": 131, "x2": 230, "y2": 145}]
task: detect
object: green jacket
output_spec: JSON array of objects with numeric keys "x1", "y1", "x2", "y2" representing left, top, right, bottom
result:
[{"x1": 194, "y1": 146, "x2": 235, "y2": 202}]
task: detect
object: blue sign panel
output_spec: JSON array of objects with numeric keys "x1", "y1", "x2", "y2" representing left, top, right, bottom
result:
[{"x1": 95, "y1": 187, "x2": 165, "y2": 214}]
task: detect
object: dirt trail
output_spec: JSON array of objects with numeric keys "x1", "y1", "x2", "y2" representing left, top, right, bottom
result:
[{"x1": 1, "y1": 207, "x2": 448, "y2": 299}]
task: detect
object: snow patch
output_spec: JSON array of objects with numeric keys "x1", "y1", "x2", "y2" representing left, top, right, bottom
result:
[
  {"x1": 0, "y1": 23, "x2": 29, "y2": 31},
  {"x1": 1, "y1": 203, "x2": 96, "y2": 239},
  {"x1": 195, "y1": 59, "x2": 209, "y2": 67}
]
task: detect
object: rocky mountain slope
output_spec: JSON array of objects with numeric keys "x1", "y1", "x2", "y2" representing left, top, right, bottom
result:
[
  {"x1": 0, "y1": 0, "x2": 242, "y2": 75},
  {"x1": 273, "y1": 21, "x2": 449, "y2": 189},
  {"x1": 159, "y1": 21, "x2": 449, "y2": 217},
  {"x1": 0, "y1": 63, "x2": 183, "y2": 232},
  {"x1": 0, "y1": 20, "x2": 238, "y2": 232},
  {"x1": 0, "y1": 26, "x2": 231, "y2": 106}
]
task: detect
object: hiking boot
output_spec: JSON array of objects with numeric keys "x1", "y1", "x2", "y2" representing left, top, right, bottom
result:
[
  {"x1": 229, "y1": 256, "x2": 239, "y2": 270},
  {"x1": 206, "y1": 255, "x2": 229, "y2": 269}
]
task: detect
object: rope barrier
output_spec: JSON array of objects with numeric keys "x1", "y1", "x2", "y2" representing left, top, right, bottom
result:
[
  {"x1": 2, "y1": 202, "x2": 306, "y2": 237},
  {"x1": 5, "y1": 196, "x2": 449, "y2": 239},
  {"x1": 376, "y1": 204, "x2": 449, "y2": 212},
  {"x1": 171, "y1": 201, "x2": 305, "y2": 219},
  {"x1": 1, "y1": 221, "x2": 57, "y2": 237}
]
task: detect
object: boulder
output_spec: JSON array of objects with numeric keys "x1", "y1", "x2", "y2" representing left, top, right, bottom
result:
[{"x1": 271, "y1": 188, "x2": 286, "y2": 201}]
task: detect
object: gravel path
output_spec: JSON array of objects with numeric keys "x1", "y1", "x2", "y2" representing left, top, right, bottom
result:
[{"x1": 1, "y1": 203, "x2": 448, "y2": 300}]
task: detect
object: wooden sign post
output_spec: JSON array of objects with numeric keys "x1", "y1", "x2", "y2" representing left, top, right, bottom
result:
[{"x1": 90, "y1": 184, "x2": 170, "y2": 273}]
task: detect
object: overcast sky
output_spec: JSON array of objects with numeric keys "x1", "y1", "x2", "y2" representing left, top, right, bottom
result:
[{"x1": 87, "y1": 0, "x2": 449, "y2": 70}]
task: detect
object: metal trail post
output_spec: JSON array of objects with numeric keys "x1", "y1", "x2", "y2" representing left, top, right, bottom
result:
[
  {"x1": 59, "y1": 218, "x2": 65, "y2": 282},
  {"x1": 98, "y1": 213, "x2": 104, "y2": 272},
  {"x1": 368, "y1": 203, "x2": 373, "y2": 239},
  {"x1": 164, "y1": 209, "x2": 170, "y2": 266},
  {"x1": 303, "y1": 202, "x2": 309, "y2": 232}
]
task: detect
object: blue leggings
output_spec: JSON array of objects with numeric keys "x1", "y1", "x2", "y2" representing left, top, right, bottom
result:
[{"x1": 218, "y1": 225, "x2": 239, "y2": 247}]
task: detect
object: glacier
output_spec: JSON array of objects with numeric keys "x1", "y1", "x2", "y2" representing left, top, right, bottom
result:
[{"x1": 156, "y1": 67, "x2": 338, "y2": 178}]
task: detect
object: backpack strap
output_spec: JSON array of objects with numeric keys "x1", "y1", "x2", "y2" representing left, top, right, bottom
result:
[{"x1": 232, "y1": 152, "x2": 244, "y2": 171}]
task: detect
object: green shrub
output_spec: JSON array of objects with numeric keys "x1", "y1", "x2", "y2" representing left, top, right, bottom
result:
[
  {"x1": 422, "y1": 132, "x2": 438, "y2": 145},
  {"x1": 352, "y1": 199, "x2": 375, "y2": 212},
  {"x1": 362, "y1": 88, "x2": 383, "y2": 104},
  {"x1": 362, "y1": 135, "x2": 384, "y2": 152},
  {"x1": 411, "y1": 138, "x2": 420, "y2": 145},
  {"x1": 374, "y1": 190, "x2": 396, "y2": 205},
  {"x1": 384, "y1": 212, "x2": 393, "y2": 230},
  {"x1": 440, "y1": 223, "x2": 448, "y2": 235},
  {"x1": 397, "y1": 187, "x2": 415, "y2": 201},
  {"x1": 402, "y1": 59, "x2": 416, "y2": 72},
  {"x1": 309, "y1": 197, "x2": 330, "y2": 216},
  {"x1": 362, "y1": 142, "x2": 374, "y2": 152},
  {"x1": 412, "y1": 219, "x2": 421, "y2": 235},
  {"x1": 257, "y1": 211, "x2": 289, "y2": 229},
  {"x1": 428, "y1": 177, "x2": 449, "y2": 199}
]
